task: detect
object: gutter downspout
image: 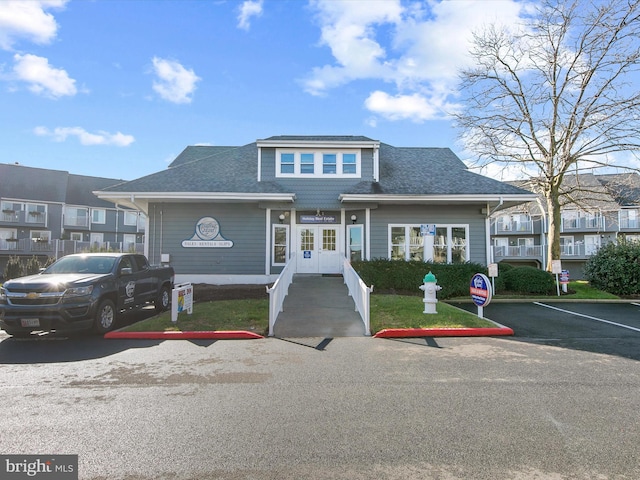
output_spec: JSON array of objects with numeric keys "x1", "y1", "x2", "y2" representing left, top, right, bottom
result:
[{"x1": 486, "y1": 197, "x2": 504, "y2": 266}]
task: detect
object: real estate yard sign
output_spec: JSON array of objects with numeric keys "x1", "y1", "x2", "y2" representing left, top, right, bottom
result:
[{"x1": 172, "y1": 283, "x2": 193, "y2": 323}]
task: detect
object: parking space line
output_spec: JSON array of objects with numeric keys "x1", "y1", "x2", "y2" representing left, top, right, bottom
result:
[{"x1": 534, "y1": 302, "x2": 640, "y2": 333}]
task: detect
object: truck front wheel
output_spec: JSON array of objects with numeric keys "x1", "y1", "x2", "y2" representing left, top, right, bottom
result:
[
  {"x1": 155, "y1": 286, "x2": 170, "y2": 313},
  {"x1": 94, "y1": 299, "x2": 116, "y2": 334}
]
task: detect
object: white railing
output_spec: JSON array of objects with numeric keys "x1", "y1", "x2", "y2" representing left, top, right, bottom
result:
[
  {"x1": 266, "y1": 254, "x2": 296, "y2": 336},
  {"x1": 493, "y1": 245, "x2": 543, "y2": 258},
  {"x1": 0, "y1": 239, "x2": 144, "y2": 256},
  {"x1": 343, "y1": 257, "x2": 373, "y2": 336}
]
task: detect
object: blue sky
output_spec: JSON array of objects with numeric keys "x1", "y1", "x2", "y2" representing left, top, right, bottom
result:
[{"x1": 1, "y1": 0, "x2": 532, "y2": 180}]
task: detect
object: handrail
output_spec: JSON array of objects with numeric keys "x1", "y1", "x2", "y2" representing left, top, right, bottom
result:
[
  {"x1": 343, "y1": 257, "x2": 373, "y2": 336},
  {"x1": 266, "y1": 253, "x2": 296, "y2": 336}
]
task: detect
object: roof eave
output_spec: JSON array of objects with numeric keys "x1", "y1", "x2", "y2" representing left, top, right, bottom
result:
[
  {"x1": 94, "y1": 191, "x2": 296, "y2": 211},
  {"x1": 256, "y1": 139, "x2": 380, "y2": 149},
  {"x1": 339, "y1": 193, "x2": 537, "y2": 206}
]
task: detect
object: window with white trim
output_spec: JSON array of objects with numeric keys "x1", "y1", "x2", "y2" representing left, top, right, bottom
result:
[
  {"x1": 347, "y1": 225, "x2": 363, "y2": 262},
  {"x1": 91, "y1": 209, "x2": 106, "y2": 224},
  {"x1": 276, "y1": 149, "x2": 360, "y2": 178},
  {"x1": 30, "y1": 230, "x2": 50, "y2": 242},
  {"x1": 26, "y1": 203, "x2": 46, "y2": 223},
  {"x1": 124, "y1": 211, "x2": 138, "y2": 226},
  {"x1": 390, "y1": 224, "x2": 469, "y2": 263},
  {"x1": 64, "y1": 207, "x2": 89, "y2": 227},
  {"x1": 272, "y1": 224, "x2": 290, "y2": 266}
]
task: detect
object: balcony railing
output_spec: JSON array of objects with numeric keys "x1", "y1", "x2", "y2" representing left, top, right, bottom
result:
[
  {"x1": 493, "y1": 245, "x2": 543, "y2": 259},
  {"x1": 0, "y1": 210, "x2": 47, "y2": 226},
  {"x1": 493, "y1": 220, "x2": 533, "y2": 234},
  {"x1": 0, "y1": 239, "x2": 144, "y2": 257},
  {"x1": 560, "y1": 243, "x2": 601, "y2": 257},
  {"x1": 561, "y1": 216, "x2": 604, "y2": 230},
  {"x1": 619, "y1": 218, "x2": 639, "y2": 229}
]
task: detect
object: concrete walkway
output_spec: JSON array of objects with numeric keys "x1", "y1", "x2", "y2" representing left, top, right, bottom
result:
[{"x1": 272, "y1": 275, "x2": 366, "y2": 338}]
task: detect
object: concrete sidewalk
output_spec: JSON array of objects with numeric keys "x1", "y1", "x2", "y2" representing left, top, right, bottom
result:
[{"x1": 272, "y1": 275, "x2": 366, "y2": 337}]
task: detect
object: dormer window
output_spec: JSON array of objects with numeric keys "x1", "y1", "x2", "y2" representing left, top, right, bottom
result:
[
  {"x1": 322, "y1": 154, "x2": 337, "y2": 174},
  {"x1": 300, "y1": 153, "x2": 315, "y2": 174},
  {"x1": 277, "y1": 149, "x2": 360, "y2": 178},
  {"x1": 281, "y1": 153, "x2": 295, "y2": 174}
]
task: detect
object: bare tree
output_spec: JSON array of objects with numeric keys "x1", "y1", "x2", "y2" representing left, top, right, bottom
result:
[{"x1": 457, "y1": 0, "x2": 640, "y2": 270}]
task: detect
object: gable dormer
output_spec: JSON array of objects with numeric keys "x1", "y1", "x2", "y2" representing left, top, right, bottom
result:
[{"x1": 256, "y1": 136, "x2": 380, "y2": 182}]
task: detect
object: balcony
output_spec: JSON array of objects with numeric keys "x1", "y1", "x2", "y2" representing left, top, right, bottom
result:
[
  {"x1": 561, "y1": 216, "x2": 604, "y2": 231},
  {"x1": 493, "y1": 245, "x2": 543, "y2": 259},
  {"x1": 0, "y1": 239, "x2": 144, "y2": 256},
  {"x1": 493, "y1": 220, "x2": 533, "y2": 234},
  {"x1": 560, "y1": 243, "x2": 601, "y2": 258},
  {"x1": 619, "y1": 218, "x2": 640, "y2": 229},
  {"x1": 0, "y1": 210, "x2": 47, "y2": 226}
]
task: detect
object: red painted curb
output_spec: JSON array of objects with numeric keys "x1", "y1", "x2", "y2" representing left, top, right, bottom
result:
[
  {"x1": 373, "y1": 327, "x2": 514, "y2": 338},
  {"x1": 104, "y1": 330, "x2": 264, "y2": 340}
]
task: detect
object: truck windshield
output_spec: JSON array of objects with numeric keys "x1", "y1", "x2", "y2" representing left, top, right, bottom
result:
[{"x1": 44, "y1": 256, "x2": 117, "y2": 275}]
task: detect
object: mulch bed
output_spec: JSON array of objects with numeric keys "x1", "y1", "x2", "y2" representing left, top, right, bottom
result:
[{"x1": 193, "y1": 283, "x2": 270, "y2": 302}]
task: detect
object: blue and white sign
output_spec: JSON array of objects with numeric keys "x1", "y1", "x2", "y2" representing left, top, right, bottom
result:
[
  {"x1": 303, "y1": 251, "x2": 312, "y2": 259},
  {"x1": 420, "y1": 224, "x2": 436, "y2": 236},
  {"x1": 182, "y1": 216, "x2": 234, "y2": 248},
  {"x1": 470, "y1": 273, "x2": 492, "y2": 307},
  {"x1": 300, "y1": 214, "x2": 338, "y2": 224}
]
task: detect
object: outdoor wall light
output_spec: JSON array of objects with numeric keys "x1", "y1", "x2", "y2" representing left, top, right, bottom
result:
[
  {"x1": 279, "y1": 213, "x2": 286, "y2": 223},
  {"x1": 351, "y1": 214, "x2": 357, "y2": 224}
]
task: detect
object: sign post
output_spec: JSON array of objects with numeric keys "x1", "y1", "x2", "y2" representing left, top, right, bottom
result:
[
  {"x1": 171, "y1": 282, "x2": 193, "y2": 323},
  {"x1": 470, "y1": 273, "x2": 492, "y2": 319},
  {"x1": 551, "y1": 260, "x2": 562, "y2": 296},
  {"x1": 488, "y1": 263, "x2": 498, "y2": 294}
]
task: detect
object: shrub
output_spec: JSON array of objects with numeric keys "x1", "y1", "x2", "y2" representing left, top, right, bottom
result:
[
  {"x1": 493, "y1": 262, "x2": 514, "y2": 293},
  {"x1": 584, "y1": 240, "x2": 640, "y2": 295},
  {"x1": 502, "y1": 266, "x2": 555, "y2": 295},
  {"x1": 25, "y1": 256, "x2": 43, "y2": 276},
  {"x1": 4, "y1": 256, "x2": 24, "y2": 281},
  {"x1": 351, "y1": 259, "x2": 487, "y2": 300}
]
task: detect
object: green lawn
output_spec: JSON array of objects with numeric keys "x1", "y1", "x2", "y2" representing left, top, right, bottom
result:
[
  {"x1": 562, "y1": 281, "x2": 619, "y2": 299},
  {"x1": 120, "y1": 294, "x2": 494, "y2": 335},
  {"x1": 118, "y1": 280, "x2": 618, "y2": 335},
  {"x1": 370, "y1": 295, "x2": 495, "y2": 332}
]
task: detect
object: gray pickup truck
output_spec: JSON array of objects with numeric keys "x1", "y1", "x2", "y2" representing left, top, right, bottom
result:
[{"x1": 0, "y1": 253, "x2": 174, "y2": 336}]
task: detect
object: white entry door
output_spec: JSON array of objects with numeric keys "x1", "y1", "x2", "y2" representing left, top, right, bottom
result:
[{"x1": 297, "y1": 226, "x2": 341, "y2": 274}]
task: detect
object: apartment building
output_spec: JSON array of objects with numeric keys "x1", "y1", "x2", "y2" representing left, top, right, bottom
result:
[
  {"x1": 490, "y1": 172, "x2": 640, "y2": 278},
  {"x1": 0, "y1": 163, "x2": 145, "y2": 278}
]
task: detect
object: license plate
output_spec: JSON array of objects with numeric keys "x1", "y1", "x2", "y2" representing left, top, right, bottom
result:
[{"x1": 21, "y1": 318, "x2": 40, "y2": 328}]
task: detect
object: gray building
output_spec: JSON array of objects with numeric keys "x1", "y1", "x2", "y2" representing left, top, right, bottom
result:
[
  {"x1": 490, "y1": 172, "x2": 640, "y2": 278},
  {"x1": 0, "y1": 163, "x2": 145, "y2": 277},
  {"x1": 96, "y1": 136, "x2": 535, "y2": 284}
]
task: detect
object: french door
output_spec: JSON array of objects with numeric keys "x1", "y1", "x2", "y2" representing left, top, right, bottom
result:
[{"x1": 297, "y1": 226, "x2": 341, "y2": 274}]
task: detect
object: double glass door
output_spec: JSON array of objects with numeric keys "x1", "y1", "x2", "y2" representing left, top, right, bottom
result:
[{"x1": 297, "y1": 226, "x2": 340, "y2": 273}]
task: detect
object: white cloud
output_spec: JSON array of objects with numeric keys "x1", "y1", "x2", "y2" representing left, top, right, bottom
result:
[
  {"x1": 304, "y1": 0, "x2": 531, "y2": 123},
  {"x1": 238, "y1": 0, "x2": 263, "y2": 31},
  {"x1": 13, "y1": 53, "x2": 76, "y2": 98},
  {"x1": 34, "y1": 126, "x2": 135, "y2": 147},
  {"x1": 151, "y1": 57, "x2": 201, "y2": 104},
  {"x1": 0, "y1": 0, "x2": 67, "y2": 50},
  {"x1": 365, "y1": 91, "x2": 439, "y2": 122},
  {"x1": 303, "y1": 0, "x2": 402, "y2": 95}
]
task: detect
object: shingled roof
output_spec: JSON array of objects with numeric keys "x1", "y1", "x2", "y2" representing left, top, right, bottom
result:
[{"x1": 100, "y1": 138, "x2": 531, "y2": 198}]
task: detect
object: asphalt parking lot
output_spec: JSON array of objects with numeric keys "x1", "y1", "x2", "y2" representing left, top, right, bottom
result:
[
  {"x1": 451, "y1": 300, "x2": 640, "y2": 359},
  {"x1": 1, "y1": 301, "x2": 640, "y2": 479}
]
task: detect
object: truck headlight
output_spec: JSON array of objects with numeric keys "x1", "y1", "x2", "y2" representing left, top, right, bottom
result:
[{"x1": 64, "y1": 285, "x2": 94, "y2": 297}]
